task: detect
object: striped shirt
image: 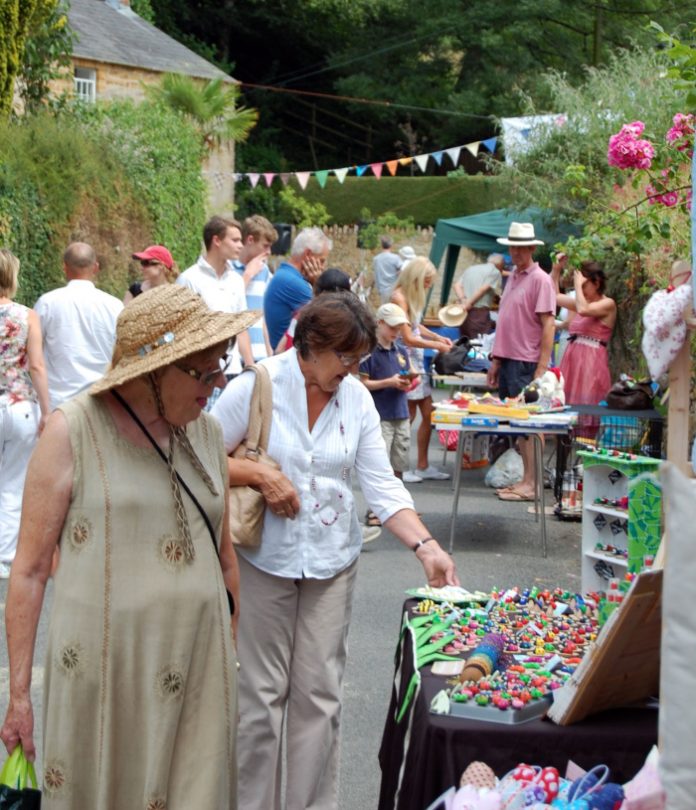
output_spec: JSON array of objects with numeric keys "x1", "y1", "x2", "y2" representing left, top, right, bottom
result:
[{"x1": 231, "y1": 259, "x2": 270, "y2": 362}]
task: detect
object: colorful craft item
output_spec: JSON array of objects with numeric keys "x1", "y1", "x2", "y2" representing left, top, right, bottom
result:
[
  {"x1": 459, "y1": 761, "x2": 497, "y2": 791},
  {"x1": 460, "y1": 634, "x2": 507, "y2": 683}
]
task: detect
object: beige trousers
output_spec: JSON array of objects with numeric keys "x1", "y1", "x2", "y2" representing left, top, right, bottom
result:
[{"x1": 236, "y1": 554, "x2": 358, "y2": 810}]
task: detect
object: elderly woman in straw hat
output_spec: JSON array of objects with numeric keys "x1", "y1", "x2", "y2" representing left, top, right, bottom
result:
[{"x1": 0, "y1": 285, "x2": 257, "y2": 808}]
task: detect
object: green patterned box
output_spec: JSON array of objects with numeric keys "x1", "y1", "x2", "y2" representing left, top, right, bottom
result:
[{"x1": 579, "y1": 450, "x2": 662, "y2": 574}]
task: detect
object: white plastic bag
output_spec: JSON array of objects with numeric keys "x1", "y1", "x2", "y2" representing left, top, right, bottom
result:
[{"x1": 484, "y1": 448, "x2": 523, "y2": 489}]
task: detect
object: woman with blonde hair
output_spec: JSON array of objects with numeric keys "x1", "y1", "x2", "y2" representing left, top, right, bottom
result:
[
  {"x1": 0, "y1": 249, "x2": 50, "y2": 578},
  {"x1": 391, "y1": 256, "x2": 453, "y2": 482}
]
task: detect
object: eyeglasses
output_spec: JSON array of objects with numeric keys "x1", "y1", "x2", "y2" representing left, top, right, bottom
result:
[
  {"x1": 140, "y1": 259, "x2": 161, "y2": 268},
  {"x1": 174, "y1": 355, "x2": 231, "y2": 387},
  {"x1": 334, "y1": 350, "x2": 372, "y2": 368}
]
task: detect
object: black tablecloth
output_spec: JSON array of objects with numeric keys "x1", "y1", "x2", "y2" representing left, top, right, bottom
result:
[{"x1": 378, "y1": 601, "x2": 658, "y2": 810}]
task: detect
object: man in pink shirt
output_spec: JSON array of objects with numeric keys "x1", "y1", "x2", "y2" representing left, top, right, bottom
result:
[{"x1": 486, "y1": 222, "x2": 556, "y2": 501}]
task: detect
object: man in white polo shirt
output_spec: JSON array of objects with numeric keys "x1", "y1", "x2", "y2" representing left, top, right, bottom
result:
[
  {"x1": 35, "y1": 242, "x2": 123, "y2": 410},
  {"x1": 177, "y1": 216, "x2": 253, "y2": 376}
]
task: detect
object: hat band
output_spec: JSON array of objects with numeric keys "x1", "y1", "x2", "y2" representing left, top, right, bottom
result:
[
  {"x1": 506, "y1": 235, "x2": 537, "y2": 242},
  {"x1": 137, "y1": 330, "x2": 175, "y2": 357}
]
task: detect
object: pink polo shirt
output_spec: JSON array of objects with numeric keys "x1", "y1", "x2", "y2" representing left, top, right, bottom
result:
[{"x1": 492, "y1": 262, "x2": 556, "y2": 362}]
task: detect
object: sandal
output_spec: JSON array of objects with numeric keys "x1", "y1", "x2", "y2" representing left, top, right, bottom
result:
[{"x1": 365, "y1": 510, "x2": 382, "y2": 527}]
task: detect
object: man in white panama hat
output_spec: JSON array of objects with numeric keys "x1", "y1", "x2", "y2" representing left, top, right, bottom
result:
[{"x1": 486, "y1": 222, "x2": 556, "y2": 502}]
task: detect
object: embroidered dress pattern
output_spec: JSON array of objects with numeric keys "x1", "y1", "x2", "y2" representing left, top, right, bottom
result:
[
  {"x1": 68, "y1": 516, "x2": 92, "y2": 553},
  {"x1": 56, "y1": 642, "x2": 84, "y2": 678}
]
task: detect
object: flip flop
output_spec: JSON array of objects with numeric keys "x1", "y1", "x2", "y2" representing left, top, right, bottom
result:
[
  {"x1": 365, "y1": 510, "x2": 382, "y2": 527},
  {"x1": 497, "y1": 489, "x2": 535, "y2": 502}
]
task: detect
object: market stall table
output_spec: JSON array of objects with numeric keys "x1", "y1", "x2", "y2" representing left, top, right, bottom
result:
[
  {"x1": 440, "y1": 421, "x2": 573, "y2": 556},
  {"x1": 378, "y1": 600, "x2": 658, "y2": 810}
]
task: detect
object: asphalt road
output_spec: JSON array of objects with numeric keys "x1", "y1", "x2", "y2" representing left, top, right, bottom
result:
[{"x1": 0, "y1": 425, "x2": 582, "y2": 808}]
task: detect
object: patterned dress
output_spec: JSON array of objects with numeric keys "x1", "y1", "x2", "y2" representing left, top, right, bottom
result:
[
  {"x1": 42, "y1": 393, "x2": 237, "y2": 810},
  {"x1": 0, "y1": 302, "x2": 36, "y2": 407}
]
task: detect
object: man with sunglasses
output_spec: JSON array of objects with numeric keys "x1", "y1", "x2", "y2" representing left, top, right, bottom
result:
[{"x1": 35, "y1": 242, "x2": 123, "y2": 410}]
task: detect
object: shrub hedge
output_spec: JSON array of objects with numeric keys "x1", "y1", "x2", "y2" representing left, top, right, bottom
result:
[
  {"x1": 293, "y1": 174, "x2": 512, "y2": 226},
  {"x1": 0, "y1": 103, "x2": 206, "y2": 305}
]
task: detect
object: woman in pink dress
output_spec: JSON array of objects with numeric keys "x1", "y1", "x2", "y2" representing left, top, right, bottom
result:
[{"x1": 551, "y1": 260, "x2": 616, "y2": 406}]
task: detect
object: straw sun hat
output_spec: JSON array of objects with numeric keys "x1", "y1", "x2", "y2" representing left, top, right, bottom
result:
[
  {"x1": 438, "y1": 304, "x2": 467, "y2": 327},
  {"x1": 90, "y1": 285, "x2": 259, "y2": 395}
]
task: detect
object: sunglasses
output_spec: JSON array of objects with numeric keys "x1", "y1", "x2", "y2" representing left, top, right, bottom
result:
[
  {"x1": 173, "y1": 339, "x2": 237, "y2": 387},
  {"x1": 334, "y1": 350, "x2": 372, "y2": 368},
  {"x1": 140, "y1": 259, "x2": 161, "y2": 267}
]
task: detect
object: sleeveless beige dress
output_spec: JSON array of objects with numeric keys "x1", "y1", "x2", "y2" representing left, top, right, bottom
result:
[{"x1": 42, "y1": 393, "x2": 237, "y2": 810}]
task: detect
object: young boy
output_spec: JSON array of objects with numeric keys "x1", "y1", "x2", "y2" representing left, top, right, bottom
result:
[
  {"x1": 231, "y1": 215, "x2": 278, "y2": 363},
  {"x1": 359, "y1": 303, "x2": 419, "y2": 526}
]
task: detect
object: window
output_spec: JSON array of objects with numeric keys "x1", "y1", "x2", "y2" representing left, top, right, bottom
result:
[{"x1": 74, "y1": 67, "x2": 96, "y2": 103}]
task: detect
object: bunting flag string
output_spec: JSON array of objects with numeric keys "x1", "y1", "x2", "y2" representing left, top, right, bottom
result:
[{"x1": 212, "y1": 137, "x2": 500, "y2": 190}]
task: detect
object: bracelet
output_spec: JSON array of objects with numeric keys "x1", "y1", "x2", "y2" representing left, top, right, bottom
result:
[{"x1": 413, "y1": 536, "x2": 436, "y2": 552}]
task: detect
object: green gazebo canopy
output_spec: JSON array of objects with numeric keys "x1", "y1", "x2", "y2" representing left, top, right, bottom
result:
[{"x1": 429, "y1": 207, "x2": 579, "y2": 305}]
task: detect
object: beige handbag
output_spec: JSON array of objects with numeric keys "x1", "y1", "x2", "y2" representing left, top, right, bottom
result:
[{"x1": 228, "y1": 364, "x2": 280, "y2": 547}]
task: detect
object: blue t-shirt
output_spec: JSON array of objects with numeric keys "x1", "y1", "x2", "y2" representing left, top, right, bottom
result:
[
  {"x1": 264, "y1": 261, "x2": 312, "y2": 350},
  {"x1": 359, "y1": 342, "x2": 410, "y2": 420}
]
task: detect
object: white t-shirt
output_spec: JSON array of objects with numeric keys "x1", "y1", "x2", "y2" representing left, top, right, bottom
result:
[
  {"x1": 35, "y1": 279, "x2": 123, "y2": 410},
  {"x1": 211, "y1": 349, "x2": 414, "y2": 579},
  {"x1": 177, "y1": 257, "x2": 248, "y2": 374}
]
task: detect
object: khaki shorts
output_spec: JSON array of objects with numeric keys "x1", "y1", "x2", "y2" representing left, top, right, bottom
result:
[{"x1": 380, "y1": 418, "x2": 411, "y2": 473}]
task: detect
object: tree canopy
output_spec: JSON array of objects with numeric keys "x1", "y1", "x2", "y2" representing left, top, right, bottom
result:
[{"x1": 147, "y1": 0, "x2": 692, "y2": 169}]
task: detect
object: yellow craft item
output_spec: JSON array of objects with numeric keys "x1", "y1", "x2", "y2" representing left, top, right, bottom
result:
[{"x1": 467, "y1": 402, "x2": 529, "y2": 420}]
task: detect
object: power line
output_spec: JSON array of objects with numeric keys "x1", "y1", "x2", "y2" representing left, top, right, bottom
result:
[{"x1": 241, "y1": 81, "x2": 493, "y2": 120}]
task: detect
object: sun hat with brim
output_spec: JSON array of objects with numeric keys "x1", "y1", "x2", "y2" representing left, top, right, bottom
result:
[
  {"x1": 399, "y1": 246, "x2": 417, "y2": 262},
  {"x1": 132, "y1": 245, "x2": 174, "y2": 270},
  {"x1": 90, "y1": 285, "x2": 259, "y2": 395},
  {"x1": 438, "y1": 304, "x2": 467, "y2": 327},
  {"x1": 496, "y1": 222, "x2": 544, "y2": 247}
]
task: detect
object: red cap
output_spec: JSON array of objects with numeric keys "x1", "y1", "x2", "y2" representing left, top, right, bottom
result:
[{"x1": 132, "y1": 245, "x2": 173, "y2": 269}]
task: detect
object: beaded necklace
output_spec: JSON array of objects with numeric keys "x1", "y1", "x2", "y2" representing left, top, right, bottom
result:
[{"x1": 309, "y1": 396, "x2": 350, "y2": 527}]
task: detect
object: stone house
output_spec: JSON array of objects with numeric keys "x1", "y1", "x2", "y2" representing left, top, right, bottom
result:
[{"x1": 52, "y1": 0, "x2": 238, "y2": 211}]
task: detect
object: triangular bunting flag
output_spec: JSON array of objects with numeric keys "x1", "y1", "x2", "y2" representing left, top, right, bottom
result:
[
  {"x1": 355, "y1": 165, "x2": 368, "y2": 177},
  {"x1": 333, "y1": 167, "x2": 349, "y2": 184},
  {"x1": 482, "y1": 137, "x2": 498, "y2": 152},
  {"x1": 398, "y1": 157, "x2": 413, "y2": 166},
  {"x1": 233, "y1": 173, "x2": 244, "y2": 182},
  {"x1": 414, "y1": 154, "x2": 430, "y2": 173},
  {"x1": 279, "y1": 173, "x2": 291, "y2": 186},
  {"x1": 295, "y1": 172, "x2": 310, "y2": 190},
  {"x1": 385, "y1": 160, "x2": 399, "y2": 176},
  {"x1": 263, "y1": 173, "x2": 275, "y2": 187},
  {"x1": 431, "y1": 151, "x2": 444, "y2": 166},
  {"x1": 464, "y1": 141, "x2": 480, "y2": 157},
  {"x1": 370, "y1": 163, "x2": 383, "y2": 178},
  {"x1": 445, "y1": 146, "x2": 461, "y2": 166},
  {"x1": 315, "y1": 170, "x2": 329, "y2": 188},
  {"x1": 247, "y1": 173, "x2": 260, "y2": 189}
]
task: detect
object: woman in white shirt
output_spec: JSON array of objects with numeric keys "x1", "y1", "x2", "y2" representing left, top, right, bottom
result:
[{"x1": 212, "y1": 292, "x2": 458, "y2": 810}]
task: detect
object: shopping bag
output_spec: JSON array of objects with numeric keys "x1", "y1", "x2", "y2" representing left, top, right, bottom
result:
[{"x1": 0, "y1": 745, "x2": 41, "y2": 809}]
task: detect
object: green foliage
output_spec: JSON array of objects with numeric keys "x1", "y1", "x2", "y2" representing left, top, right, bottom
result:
[
  {"x1": 145, "y1": 73, "x2": 258, "y2": 149},
  {"x1": 19, "y1": 0, "x2": 74, "y2": 113},
  {"x1": 277, "y1": 187, "x2": 330, "y2": 228},
  {"x1": 651, "y1": 22, "x2": 696, "y2": 111},
  {"x1": 149, "y1": 0, "x2": 689, "y2": 168},
  {"x1": 234, "y1": 184, "x2": 331, "y2": 228},
  {"x1": 354, "y1": 210, "x2": 416, "y2": 250},
  {"x1": 131, "y1": 0, "x2": 156, "y2": 23},
  {"x1": 495, "y1": 46, "x2": 680, "y2": 224},
  {"x1": 296, "y1": 175, "x2": 510, "y2": 226},
  {"x1": 0, "y1": 101, "x2": 207, "y2": 303},
  {"x1": 0, "y1": 0, "x2": 37, "y2": 116},
  {"x1": 75, "y1": 99, "x2": 207, "y2": 268}
]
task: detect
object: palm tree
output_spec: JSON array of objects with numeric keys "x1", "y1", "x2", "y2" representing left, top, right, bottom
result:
[{"x1": 147, "y1": 73, "x2": 258, "y2": 150}]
